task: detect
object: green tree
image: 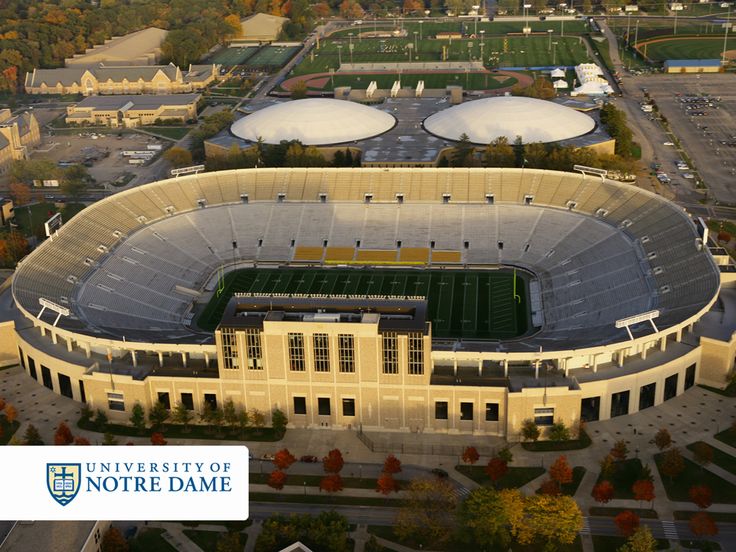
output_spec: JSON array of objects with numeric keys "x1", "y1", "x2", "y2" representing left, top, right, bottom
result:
[
  {"x1": 163, "y1": 147, "x2": 193, "y2": 168},
  {"x1": 450, "y1": 133, "x2": 476, "y2": 167},
  {"x1": 497, "y1": 446, "x2": 514, "y2": 464},
  {"x1": 618, "y1": 525, "x2": 656, "y2": 552},
  {"x1": 23, "y1": 424, "x2": 44, "y2": 445},
  {"x1": 223, "y1": 398, "x2": 238, "y2": 431},
  {"x1": 129, "y1": 402, "x2": 146, "y2": 432},
  {"x1": 291, "y1": 80, "x2": 308, "y2": 99},
  {"x1": 521, "y1": 419, "x2": 540, "y2": 442},
  {"x1": 484, "y1": 136, "x2": 516, "y2": 167},
  {"x1": 94, "y1": 409, "x2": 108, "y2": 431},
  {"x1": 548, "y1": 420, "x2": 571, "y2": 441},
  {"x1": 148, "y1": 400, "x2": 169, "y2": 429},
  {"x1": 61, "y1": 164, "x2": 90, "y2": 200},
  {"x1": 250, "y1": 408, "x2": 266, "y2": 429},
  {"x1": 237, "y1": 407, "x2": 250, "y2": 436},
  {"x1": 395, "y1": 477, "x2": 458, "y2": 548},
  {"x1": 171, "y1": 401, "x2": 193, "y2": 431},
  {"x1": 458, "y1": 487, "x2": 514, "y2": 549},
  {"x1": 103, "y1": 432, "x2": 118, "y2": 445},
  {"x1": 215, "y1": 531, "x2": 241, "y2": 552},
  {"x1": 254, "y1": 511, "x2": 351, "y2": 552},
  {"x1": 271, "y1": 408, "x2": 288, "y2": 435}
]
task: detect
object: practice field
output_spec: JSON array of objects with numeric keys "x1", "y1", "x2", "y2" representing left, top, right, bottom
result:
[
  {"x1": 292, "y1": 36, "x2": 589, "y2": 76},
  {"x1": 330, "y1": 20, "x2": 588, "y2": 38},
  {"x1": 305, "y1": 72, "x2": 518, "y2": 91},
  {"x1": 246, "y1": 45, "x2": 300, "y2": 68},
  {"x1": 209, "y1": 46, "x2": 259, "y2": 66},
  {"x1": 636, "y1": 36, "x2": 736, "y2": 62},
  {"x1": 198, "y1": 268, "x2": 530, "y2": 340}
]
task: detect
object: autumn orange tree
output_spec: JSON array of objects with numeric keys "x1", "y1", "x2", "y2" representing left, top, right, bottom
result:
[
  {"x1": 383, "y1": 454, "x2": 402, "y2": 474},
  {"x1": 614, "y1": 510, "x2": 640, "y2": 538},
  {"x1": 320, "y1": 473, "x2": 344, "y2": 494},
  {"x1": 376, "y1": 472, "x2": 400, "y2": 495},
  {"x1": 323, "y1": 448, "x2": 344, "y2": 474},
  {"x1": 689, "y1": 511, "x2": 718, "y2": 538},
  {"x1": 54, "y1": 422, "x2": 74, "y2": 445},
  {"x1": 610, "y1": 440, "x2": 628, "y2": 461},
  {"x1": 462, "y1": 446, "x2": 480, "y2": 465},
  {"x1": 273, "y1": 448, "x2": 297, "y2": 470},
  {"x1": 485, "y1": 457, "x2": 508, "y2": 487},
  {"x1": 4, "y1": 404, "x2": 17, "y2": 424},
  {"x1": 538, "y1": 479, "x2": 561, "y2": 496},
  {"x1": 74, "y1": 437, "x2": 91, "y2": 445},
  {"x1": 659, "y1": 448, "x2": 685, "y2": 482},
  {"x1": 591, "y1": 481, "x2": 615, "y2": 504},
  {"x1": 549, "y1": 455, "x2": 573, "y2": 486},
  {"x1": 631, "y1": 479, "x2": 655, "y2": 509},
  {"x1": 150, "y1": 432, "x2": 167, "y2": 445},
  {"x1": 268, "y1": 469, "x2": 287, "y2": 491},
  {"x1": 689, "y1": 485, "x2": 713, "y2": 509}
]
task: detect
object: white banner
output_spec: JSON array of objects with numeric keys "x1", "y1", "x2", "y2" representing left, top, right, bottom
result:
[{"x1": 0, "y1": 446, "x2": 249, "y2": 520}]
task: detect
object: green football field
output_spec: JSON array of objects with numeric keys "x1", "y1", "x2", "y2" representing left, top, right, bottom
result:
[
  {"x1": 197, "y1": 268, "x2": 530, "y2": 340},
  {"x1": 246, "y1": 45, "x2": 301, "y2": 68},
  {"x1": 637, "y1": 36, "x2": 736, "y2": 62}
]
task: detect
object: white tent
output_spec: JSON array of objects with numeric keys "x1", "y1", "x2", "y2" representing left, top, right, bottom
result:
[
  {"x1": 553, "y1": 79, "x2": 568, "y2": 89},
  {"x1": 550, "y1": 68, "x2": 566, "y2": 78}
]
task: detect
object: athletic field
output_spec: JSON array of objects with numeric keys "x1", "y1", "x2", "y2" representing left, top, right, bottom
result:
[
  {"x1": 198, "y1": 268, "x2": 530, "y2": 340},
  {"x1": 210, "y1": 46, "x2": 259, "y2": 66},
  {"x1": 246, "y1": 45, "x2": 300, "y2": 68},
  {"x1": 326, "y1": 72, "x2": 517, "y2": 91},
  {"x1": 636, "y1": 36, "x2": 736, "y2": 62},
  {"x1": 330, "y1": 20, "x2": 588, "y2": 38}
]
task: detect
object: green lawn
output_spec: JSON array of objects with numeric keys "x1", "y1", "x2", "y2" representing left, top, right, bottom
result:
[
  {"x1": 637, "y1": 36, "x2": 736, "y2": 62},
  {"x1": 250, "y1": 492, "x2": 401, "y2": 507},
  {"x1": 143, "y1": 127, "x2": 190, "y2": 140},
  {"x1": 0, "y1": 418, "x2": 20, "y2": 445},
  {"x1": 198, "y1": 267, "x2": 530, "y2": 340},
  {"x1": 12, "y1": 202, "x2": 86, "y2": 239},
  {"x1": 247, "y1": 45, "x2": 300, "y2": 68},
  {"x1": 129, "y1": 528, "x2": 178, "y2": 552},
  {"x1": 714, "y1": 426, "x2": 736, "y2": 448},
  {"x1": 182, "y1": 530, "x2": 246, "y2": 552},
  {"x1": 686, "y1": 441, "x2": 736, "y2": 476},
  {"x1": 655, "y1": 453, "x2": 736, "y2": 503},
  {"x1": 318, "y1": 72, "x2": 517, "y2": 91},
  {"x1": 592, "y1": 535, "x2": 668, "y2": 552},
  {"x1": 595, "y1": 458, "x2": 646, "y2": 500},
  {"x1": 455, "y1": 465, "x2": 545, "y2": 489},
  {"x1": 589, "y1": 506, "x2": 658, "y2": 519},
  {"x1": 560, "y1": 466, "x2": 587, "y2": 496},
  {"x1": 330, "y1": 20, "x2": 589, "y2": 38}
]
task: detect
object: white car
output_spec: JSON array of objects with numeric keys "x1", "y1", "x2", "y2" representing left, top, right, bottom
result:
[{"x1": 663, "y1": 142, "x2": 674, "y2": 146}]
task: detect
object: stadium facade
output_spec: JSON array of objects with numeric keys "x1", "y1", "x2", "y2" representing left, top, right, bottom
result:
[{"x1": 5, "y1": 168, "x2": 735, "y2": 438}]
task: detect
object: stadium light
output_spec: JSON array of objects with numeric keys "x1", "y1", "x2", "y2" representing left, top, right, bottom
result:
[
  {"x1": 615, "y1": 310, "x2": 660, "y2": 340},
  {"x1": 38, "y1": 297, "x2": 70, "y2": 327}
]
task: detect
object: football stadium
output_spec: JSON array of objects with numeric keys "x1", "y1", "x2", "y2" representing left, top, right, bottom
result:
[{"x1": 6, "y1": 167, "x2": 735, "y2": 437}]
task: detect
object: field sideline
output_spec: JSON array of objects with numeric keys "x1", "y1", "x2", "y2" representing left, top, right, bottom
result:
[{"x1": 197, "y1": 267, "x2": 530, "y2": 340}]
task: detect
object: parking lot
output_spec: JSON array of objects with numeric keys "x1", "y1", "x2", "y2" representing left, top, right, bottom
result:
[
  {"x1": 636, "y1": 74, "x2": 736, "y2": 205},
  {"x1": 33, "y1": 130, "x2": 167, "y2": 187}
]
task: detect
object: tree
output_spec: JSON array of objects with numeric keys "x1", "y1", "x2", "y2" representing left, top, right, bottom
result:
[
  {"x1": 549, "y1": 455, "x2": 573, "y2": 486},
  {"x1": 0, "y1": 398, "x2": 5, "y2": 411},
  {"x1": 290, "y1": 80, "x2": 308, "y2": 99},
  {"x1": 163, "y1": 147, "x2": 193, "y2": 168},
  {"x1": 0, "y1": 232, "x2": 29, "y2": 266},
  {"x1": 462, "y1": 446, "x2": 480, "y2": 465},
  {"x1": 94, "y1": 409, "x2": 108, "y2": 431},
  {"x1": 614, "y1": 510, "x2": 640, "y2": 538},
  {"x1": 74, "y1": 437, "x2": 91, "y2": 445},
  {"x1": 458, "y1": 488, "x2": 519, "y2": 549},
  {"x1": 548, "y1": 420, "x2": 571, "y2": 442},
  {"x1": 236, "y1": 408, "x2": 249, "y2": 436},
  {"x1": 8, "y1": 182, "x2": 32, "y2": 206},
  {"x1": 61, "y1": 164, "x2": 89, "y2": 200},
  {"x1": 689, "y1": 485, "x2": 713, "y2": 509},
  {"x1": 101, "y1": 526, "x2": 129, "y2": 552},
  {"x1": 521, "y1": 419, "x2": 540, "y2": 442},
  {"x1": 102, "y1": 432, "x2": 118, "y2": 446},
  {"x1": 271, "y1": 408, "x2": 288, "y2": 435},
  {"x1": 632, "y1": 479, "x2": 655, "y2": 508},
  {"x1": 268, "y1": 469, "x2": 287, "y2": 490},
  {"x1": 484, "y1": 136, "x2": 516, "y2": 167},
  {"x1": 497, "y1": 446, "x2": 514, "y2": 464},
  {"x1": 591, "y1": 480, "x2": 615, "y2": 504},
  {"x1": 395, "y1": 477, "x2": 458, "y2": 548},
  {"x1": 485, "y1": 457, "x2": 508, "y2": 487},
  {"x1": 171, "y1": 402, "x2": 193, "y2": 431},
  {"x1": 23, "y1": 424, "x2": 44, "y2": 445},
  {"x1": 689, "y1": 511, "x2": 718, "y2": 538},
  {"x1": 255, "y1": 511, "x2": 350, "y2": 552},
  {"x1": 517, "y1": 494, "x2": 583, "y2": 549},
  {"x1": 4, "y1": 404, "x2": 17, "y2": 424},
  {"x1": 611, "y1": 439, "x2": 629, "y2": 461},
  {"x1": 216, "y1": 532, "x2": 241, "y2": 552},
  {"x1": 220, "y1": 398, "x2": 237, "y2": 432},
  {"x1": 599, "y1": 454, "x2": 616, "y2": 479},
  {"x1": 653, "y1": 428, "x2": 672, "y2": 451},
  {"x1": 273, "y1": 448, "x2": 297, "y2": 470},
  {"x1": 383, "y1": 454, "x2": 402, "y2": 474},
  {"x1": 150, "y1": 432, "x2": 167, "y2": 445},
  {"x1": 129, "y1": 402, "x2": 146, "y2": 433},
  {"x1": 619, "y1": 526, "x2": 657, "y2": 552},
  {"x1": 538, "y1": 479, "x2": 561, "y2": 496},
  {"x1": 659, "y1": 448, "x2": 685, "y2": 482},
  {"x1": 320, "y1": 473, "x2": 343, "y2": 493},
  {"x1": 323, "y1": 448, "x2": 344, "y2": 474},
  {"x1": 692, "y1": 442, "x2": 714, "y2": 468},
  {"x1": 376, "y1": 472, "x2": 400, "y2": 494},
  {"x1": 450, "y1": 133, "x2": 476, "y2": 167},
  {"x1": 148, "y1": 400, "x2": 169, "y2": 429},
  {"x1": 365, "y1": 535, "x2": 381, "y2": 552},
  {"x1": 54, "y1": 422, "x2": 74, "y2": 445},
  {"x1": 250, "y1": 408, "x2": 266, "y2": 429}
]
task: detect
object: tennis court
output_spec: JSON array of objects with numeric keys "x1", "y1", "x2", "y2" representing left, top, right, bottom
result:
[
  {"x1": 198, "y1": 267, "x2": 530, "y2": 340},
  {"x1": 246, "y1": 45, "x2": 300, "y2": 68},
  {"x1": 210, "y1": 46, "x2": 260, "y2": 66}
]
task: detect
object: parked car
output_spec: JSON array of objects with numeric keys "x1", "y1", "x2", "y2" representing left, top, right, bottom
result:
[
  {"x1": 300, "y1": 455, "x2": 319, "y2": 463},
  {"x1": 261, "y1": 453, "x2": 275, "y2": 461}
]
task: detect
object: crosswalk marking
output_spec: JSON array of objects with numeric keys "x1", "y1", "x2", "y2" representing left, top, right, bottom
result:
[
  {"x1": 579, "y1": 517, "x2": 591, "y2": 535},
  {"x1": 454, "y1": 486, "x2": 471, "y2": 499},
  {"x1": 661, "y1": 520, "x2": 678, "y2": 540}
]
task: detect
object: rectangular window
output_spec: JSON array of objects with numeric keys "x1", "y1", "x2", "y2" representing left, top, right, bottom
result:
[
  {"x1": 41, "y1": 366, "x2": 53, "y2": 390},
  {"x1": 107, "y1": 392, "x2": 125, "y2": 412},
  {"x1": 181, "y1": 393, "x2": 194, "y2": 411},
  {"x1": 293, "y1": 396, "x2": 307, "y2": 415},
  {"x1": 342, "y1": 398, "x2": 356, "y2": 417},
  {"x1": 58, "y1": 373, "x2": 73, "y2": 399},
  {"x1": 460, "y1": 402, "x2": 473, "y2": 421},
  {"x1": 245, "y1": 328, "x2": 263, "y2": 370},
  {"x1": 318, "y1": 397, "x2": 331, "y2": 416},
  {"x1": 610, "y1": 390, "x2": 630, "y2": 418},
  {"x1": 18, "y1": 349, "x2": 25, "y2": 370},
  {"x1": 534, "y1": 407, "x2": 554, "y2": 426},
  {"x1": 685, "y1": 364, "x2": 696, "y2": 389},
  {"x1": 664, "y1": 374, "x2": 678, "y2": 401},
  {"x1": 313, "y1": 333, "x2": 330, "y2": 372},
  {"x1": 338, "y1": 334, "x2": 355, "y2": 373},
  {"x1": 288, "y1": 333, "x2": 305, "y2": 371},
  {"x1": 221, "y1": 328, "x2": 238, "y2": 369},
  {"x1": 382, "y1": 332, "x2": 399, "y2": 374},
  {"x1": 28, "y1": 357, "x2": 37, "y2": 380},
  {"x1": 203, "y1": 393, "x2": 217, "y2": 410},
  {"x1": 408, "y1": 332, "x2": 424, "y2": 375},
  {"x1": 435, "y1": 401, "x2": 448, "y2": 420},
  {"x1": 581, "y1": 396, "x2": 600, "y2": 422},
  {"x1": 157, "y1": 392, "x2": 171, "y2": 410},
  {"x1": 485, "y1": 403, "x2": 499, "y2": 421},
  {"x1": 639, "y1": 382, "x2": 656, "y2": 411}
]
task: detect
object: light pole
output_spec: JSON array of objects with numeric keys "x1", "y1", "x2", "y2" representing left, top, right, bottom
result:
[
  {"x1": 419, "y1": 20, "x2": 423, "y2": 41},
  {"x1": 723, "y1": 4, "x2": 732, "y2": 65},
  {"x1": 548, "y1": 29, "x2": 554, "y2": 52},
  {"x1": 480, "y1": 30, "x2": 485, "y2": 62},
  {"x1": 337, "y1": 45, "x2": 343, "y2": 66},
  {"x1": 358, "y1": 21, "x2": 362, "y2": 41},
  {"x1": 349, "y1": 42, "x2": 354, "y2": 64},
  {"x1": 552, "y1": 41, "x2": 558, "y2": 65},
  {"x1": 414, "y1": 31, "x2": 418, "y2": 52},
  {"x1": 407, "y1": 42, "x2": 413, "y2": 60}
]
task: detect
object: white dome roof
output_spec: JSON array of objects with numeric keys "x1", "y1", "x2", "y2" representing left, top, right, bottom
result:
[
  {"x1": 424, "y1": 96, "x2": 596, "y2": 144},
  {"x1": 231, "y1": 99, "x2": 396, "y2": 145}
]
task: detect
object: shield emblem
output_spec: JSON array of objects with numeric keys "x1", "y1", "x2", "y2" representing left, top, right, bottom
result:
[{"x1": 47, "y1": 463, "x2": 81, "y2": 506}]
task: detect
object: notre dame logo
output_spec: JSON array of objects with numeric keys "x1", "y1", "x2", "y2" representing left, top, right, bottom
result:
[{"x1": 47, "y1": 464, "x2": 81, "y2": 506}]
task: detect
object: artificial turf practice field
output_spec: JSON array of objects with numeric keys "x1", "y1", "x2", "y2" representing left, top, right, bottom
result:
[
  {"x1": 209, "y1": 46, "x2": 259, "y2": 66},
  {"x1": 198, "y1": 268, "x2": 530, "y2": 340},
  {"x1": 636, "y1": 36, "x2": 736, "y2": 61}
]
